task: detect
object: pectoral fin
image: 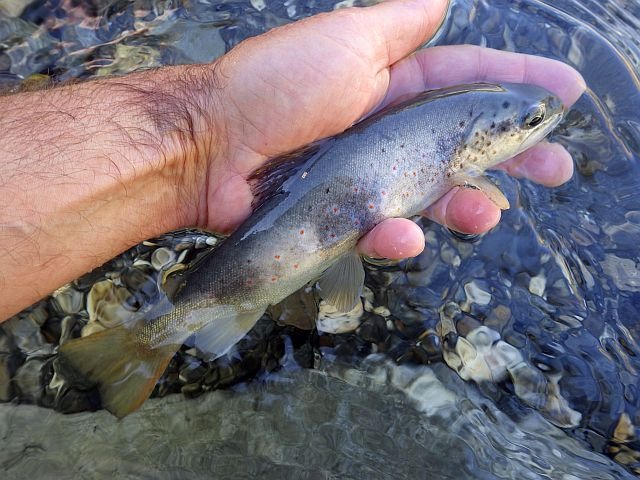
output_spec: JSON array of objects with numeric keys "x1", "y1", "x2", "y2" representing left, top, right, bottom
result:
[
  {"x1": 190, "y1": 307, "x2": 266, "y2": 360},
  {"x1": 58, "y1": 325, "x2": 179, "y2": 417},
  {"x1": 317, "y1": 251, "x2": 365, "y2": 313},
  {"x1": 453, "y1": 174, "x2": 510, "y2": 210}
]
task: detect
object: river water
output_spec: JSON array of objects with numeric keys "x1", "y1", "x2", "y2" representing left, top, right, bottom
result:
[{"x1": 1, "y1": 0, "x2": 640, "y2": 478}]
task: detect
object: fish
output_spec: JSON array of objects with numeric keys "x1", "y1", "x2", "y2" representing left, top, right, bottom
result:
[{"x1": 58, "y1": 82, "x2": 565, "y2": 416}]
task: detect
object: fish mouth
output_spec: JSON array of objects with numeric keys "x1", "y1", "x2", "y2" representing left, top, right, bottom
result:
[{"x1": 546, "y1": 95, "x2": 566, "y2": 126}]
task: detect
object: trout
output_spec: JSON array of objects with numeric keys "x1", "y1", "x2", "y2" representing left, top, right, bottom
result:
[{"x1": 59, "y1": 83, "x2": 564, "y2": 416}]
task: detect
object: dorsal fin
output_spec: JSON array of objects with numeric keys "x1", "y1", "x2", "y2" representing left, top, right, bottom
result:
[{"x1": 248, "y1": 140, "x2": 334, "y2": 209}]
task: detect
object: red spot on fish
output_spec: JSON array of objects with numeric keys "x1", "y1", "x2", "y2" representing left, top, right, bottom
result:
[
  {"x1": 368, "y1": 204, "x2": 374, "y2": 209},
  {"x1": 392, "y1": 165, "x2": 397, "y2": 171},
  {"x1": 274, "y1": 255, "x2": 281, "y2": 260},
  {"x1": 353, "y1": 186, "x2": 359, "y2": 193},
  {"x1": 412, "y1": 171, "x2": 417, "y2": 176},
  {"x1": 333, "y1": 207, "x2": 338, "y2": 214},
  {"x1": 330, "y1": 233, "x2": 336, "y2": 238},
  {"x1": 271, "y1": 276, "x2": 277, "y2": 282},
  {"x1": 354, "y1": 219, "x2": 360, "y2": 225},
  {"x1": 246, "y1": 279, "x2": 254, "y2": 286},
  {"x1": 381, "y1": 190, "x2": 386, "y2": 196},
  {"x1": 299, "y1": 229, "x2": 305, "y2": 235},
  {"x1": 294, "y1": 264, "x2": 299, "y2": 269}
]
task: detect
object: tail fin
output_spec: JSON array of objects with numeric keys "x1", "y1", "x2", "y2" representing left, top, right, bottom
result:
[{"x1": 58, "y1": 326, "x2": 177, "y2": 417}]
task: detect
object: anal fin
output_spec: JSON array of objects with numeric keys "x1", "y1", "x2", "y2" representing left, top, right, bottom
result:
[
  {"x1": 190, "y1": 307, "x2": 266, "y2": 360},
  {"x1": 58, "y1": 325, "x2": 179, "y2": 417},
  {"x1": 317, "y1": 251, "x2": 365, "y2": 313}
]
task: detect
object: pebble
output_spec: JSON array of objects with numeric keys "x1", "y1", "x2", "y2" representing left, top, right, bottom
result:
[
  {"x1": 316, "y1": 300, "x2": 363, "y2": 334},
  {"x1": 86, "y1": 279, "x2": 136, "y2": 329},
  {"x1": 14, "y1": 357, "x2": 48, "y2": 403},
  {"x1": 151, "y1": 247, "x2": 177, "y2": 271},
  {"x1": 0, "y1": 354, "x2": 14, "y2": 401},
  {"x1": 51, "y1": 285, "x2": 84, "y2": 315}
]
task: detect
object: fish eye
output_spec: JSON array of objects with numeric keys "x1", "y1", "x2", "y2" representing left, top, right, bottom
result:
[{"x1": 524, "y1": 104, "x2": 546, "y2": 129}]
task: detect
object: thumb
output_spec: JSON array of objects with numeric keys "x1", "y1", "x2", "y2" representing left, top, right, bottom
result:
[{"x1": 355, "y1": 0, "x2": 450, "y2": 68}]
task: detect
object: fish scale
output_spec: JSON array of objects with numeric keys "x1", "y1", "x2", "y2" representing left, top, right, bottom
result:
[{"x1": 58, "y1": 82, "x2": 564, "y2": 416}]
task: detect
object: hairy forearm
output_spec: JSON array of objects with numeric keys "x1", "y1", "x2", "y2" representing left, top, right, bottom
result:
[{"x1": 0, "y1": 65, "x2": 219, "y2": 321}]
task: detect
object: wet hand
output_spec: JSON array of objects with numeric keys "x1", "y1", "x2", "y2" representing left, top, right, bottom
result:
[{"x1": 199, "y1": 0, "x2": 586, "y2": 258}]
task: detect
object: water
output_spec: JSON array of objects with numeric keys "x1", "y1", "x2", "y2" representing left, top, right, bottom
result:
[{"x1": 1, "y1": 0, "x2": 640, "y2": 478}]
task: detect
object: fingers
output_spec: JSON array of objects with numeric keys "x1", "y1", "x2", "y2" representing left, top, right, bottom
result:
[
  {"x1": 353, "y1": 0, "x2": 450, "y2": 68},
  {"x1": 356, "y1": 187, "x2": 504, "y2": 258},
  {"x1": 357, "y1": 218, "x2": 426, "y2": 259},
  {"x1": 498, "y1": 141, "x2": 574, "y2": 187},
  {"x1": 424, "y1": 188, "x2": 502, "y2": 235},
  {"x1": 356, "y1": 188, "x2": 503, "y2": 259},
  {"x1": 382, "y1": 44, "x2": 587, "y2": 110}
]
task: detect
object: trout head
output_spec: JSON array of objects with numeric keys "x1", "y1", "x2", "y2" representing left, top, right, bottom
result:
[{"x1": 454, "y1": 83, "x2": 564, "y2": 174}]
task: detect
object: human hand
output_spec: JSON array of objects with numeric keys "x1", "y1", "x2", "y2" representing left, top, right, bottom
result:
[{"x1": 187, "y1": 0, "x2": 584, "y2": 259}]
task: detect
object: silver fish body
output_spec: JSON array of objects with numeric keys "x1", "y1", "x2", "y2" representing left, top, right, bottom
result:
[
  {"x1": 59, "y1": 82, "x2": 564, "y2": 416},
  {"x1": 161, "y1": 82, "x2": 563, "y2": 329}
]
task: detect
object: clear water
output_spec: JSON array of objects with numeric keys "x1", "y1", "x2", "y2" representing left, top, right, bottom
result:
[{"x1": 1, "y1": 0, "x2": 640, "y2": 478}]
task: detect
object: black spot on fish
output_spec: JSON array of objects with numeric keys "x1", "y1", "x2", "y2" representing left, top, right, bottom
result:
[
  {"x1": 469, "y1": 110, "x2": 473, "y2": 117},
  {"x1": 381, "y1": 147, "x2": 386, "y2": 153},
  {"x1": 491, "y1": 122, "x2": 496, "y2": 129},
  {"x1": 431, "y1": 128, "x2": 436, "y2": 134},
  {"x1": 459, "y1": 121, "x2": 465, "y2": 128},
  {"x1": 502, "y1": 101, "x2": 510, "y2": 109},
  {"x1": 325, "y1": 188, "x2": 330, "y2": 194},
  {"x1": 400, "y1": 144, "x2": 405, "y2": 148}
]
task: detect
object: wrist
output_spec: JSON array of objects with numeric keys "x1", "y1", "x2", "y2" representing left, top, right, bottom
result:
[
  {"x1": 0, "y1": 66, "x2": 226, "y2": 319},
  {"x1": 100, "y1": 64, "x2": 229, "y2": 233},
  {"x1": 123, "y1": 63, "x2": 229, "y2": 232}
]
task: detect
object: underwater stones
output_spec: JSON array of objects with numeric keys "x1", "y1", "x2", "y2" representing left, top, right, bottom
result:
[
  {"x1": 0, "y1": 327, "x2": 13, "y2": 354},
  {"x1": 51, "y1": 285, "x2": 84, "y2": 315},
  {"x1": 528, "y1": 271, "x2": 547, "y2": 297},
  {"x1": 413, "y1": 330, "x2": 442, "y2": 364},
  {"x1": 179, "y1": 356, "x2": 206, "y2": 385},
  {"x1": 357, "y1": 315, "x2": 388, "y2": 345},
  {"x1": 85, "y1": 279, "x2": 133, "y2": 332},
  {"x1": 14, "y1": 357, "x2": 49, "y2": 404},
  {"x1": 608, "y1": 413, "x2": 640, "y2": 473},
  {"x1": 463, "y1": 280, "x2": 492, "y2": 307},
  {"x1": 0, "y1": 354, "x2": 15, "y2": 401},
  {"x1": 268, "y1": 287, "x2": 317, "y2": 330},
  {"x1": 316, "y1": 300, "x2": 363, "y2": 334},
  {"x1": 3, "y1": 312, "x2": 52, "y2": 357},
  {"x1": 438, "y1": 303, "x2": 582, "y2": 429},
  {"x1": 151, "y1": 247, "x2": 177, "y2": 271},
  {"x1": 83, "y1": 271, "x2": 162, "y2": 335},
  {"x1": 509, "y1": 362, "x2": 582, "y2": 428}
]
